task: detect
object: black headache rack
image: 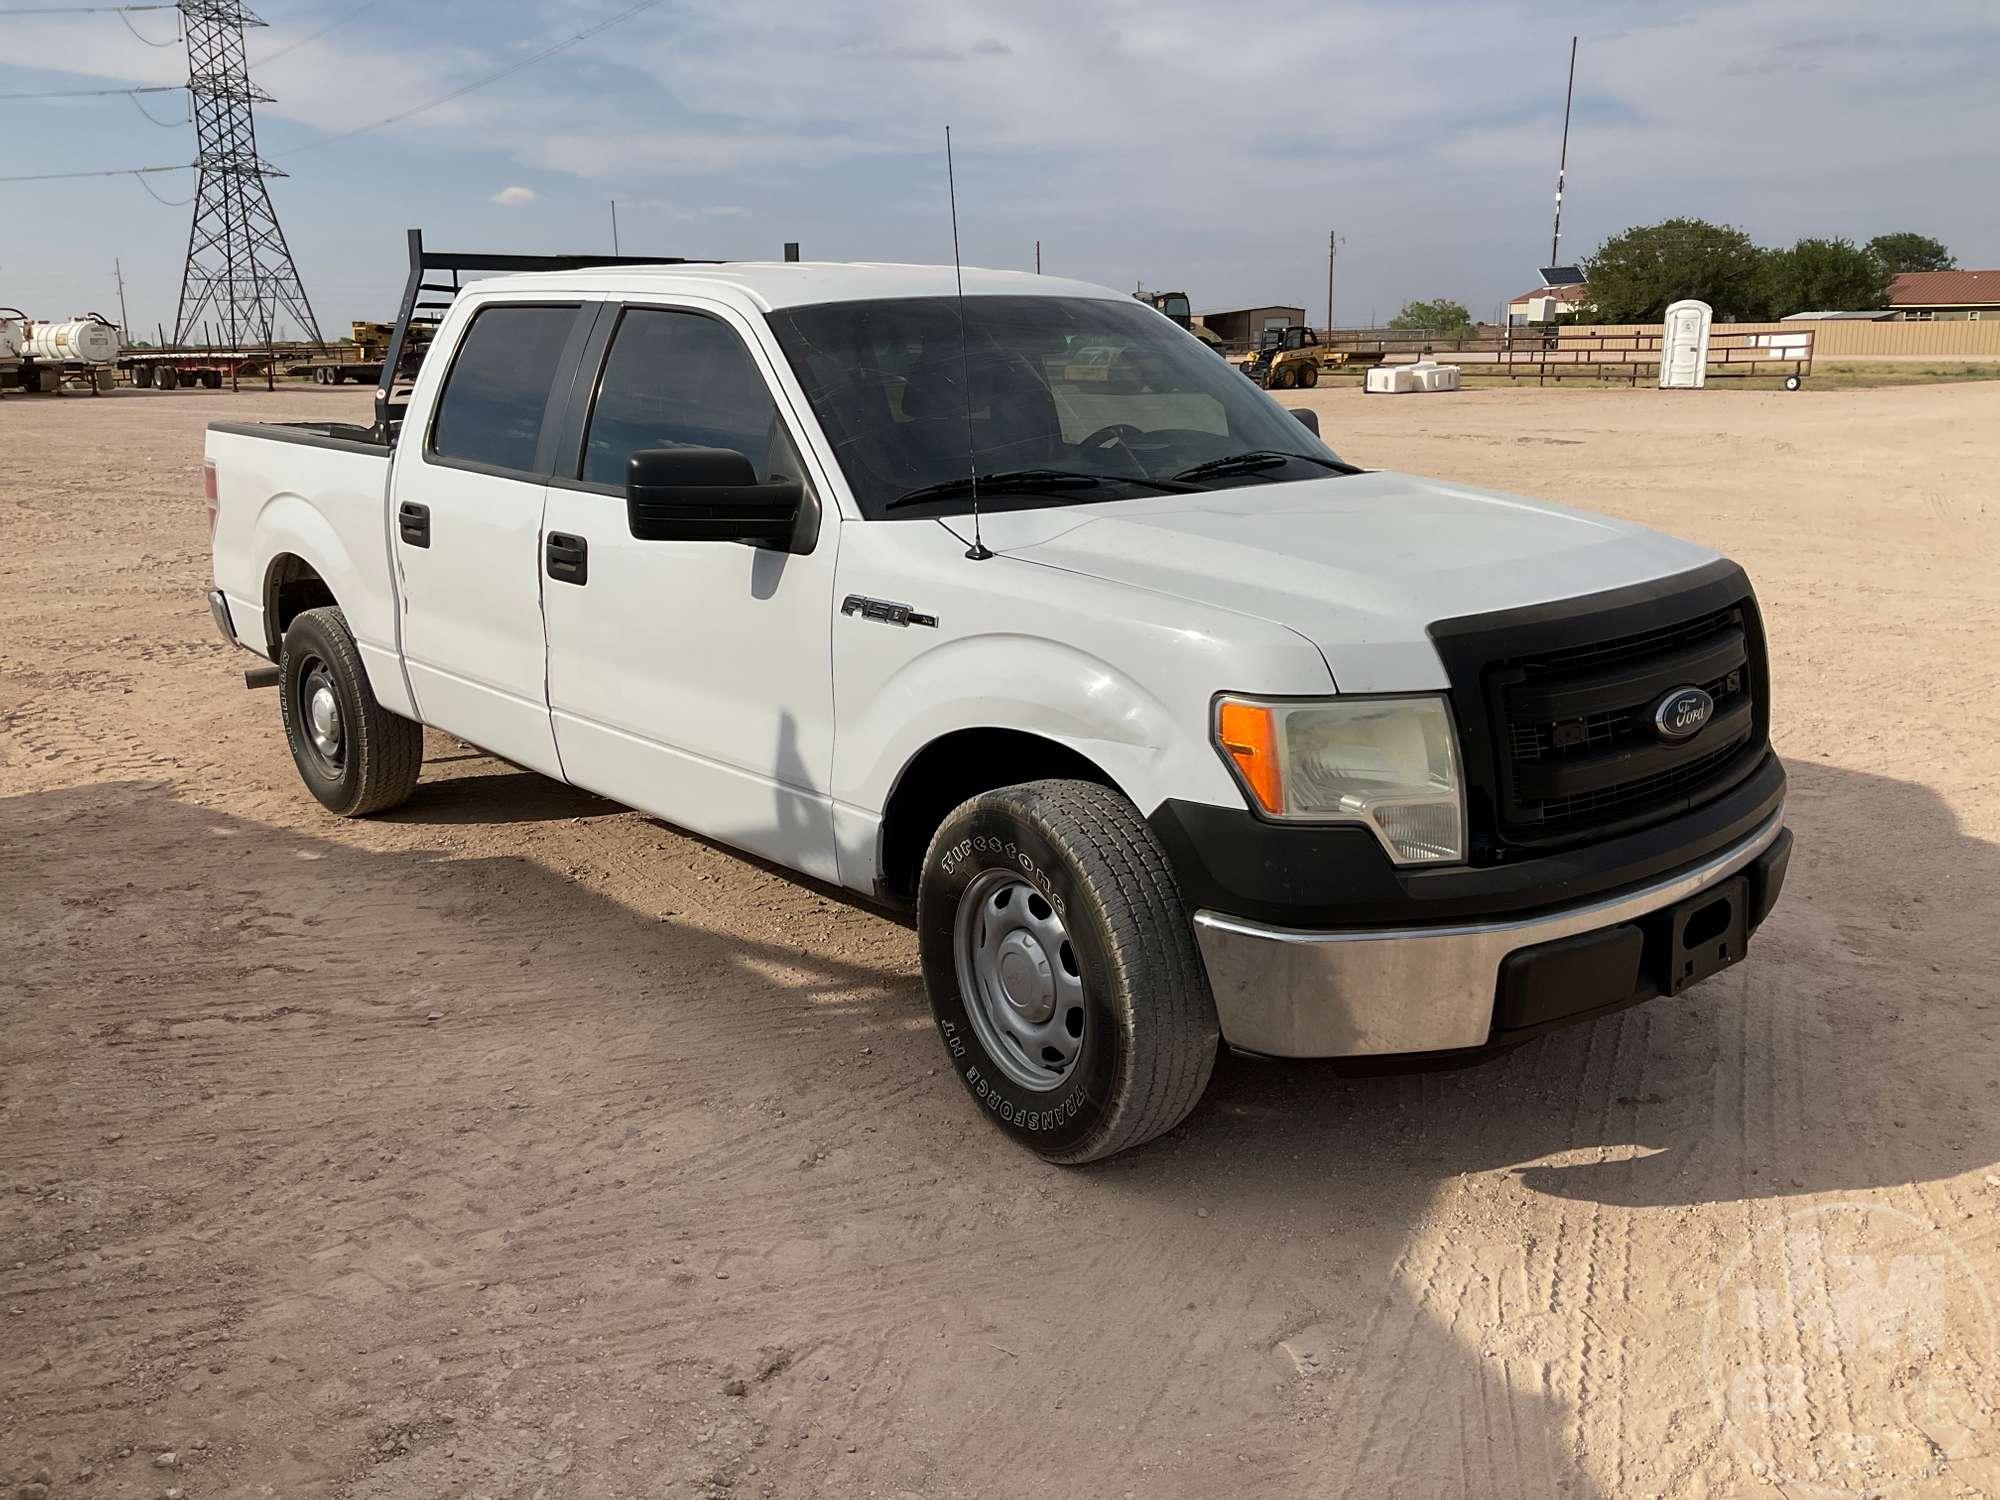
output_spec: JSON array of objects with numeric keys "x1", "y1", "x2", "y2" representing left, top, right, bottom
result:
[{"x1": 371, "y1": 227, "x2": 721, "y2": 442}]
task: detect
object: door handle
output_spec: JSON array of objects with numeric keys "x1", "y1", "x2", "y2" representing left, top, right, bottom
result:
[
  {"x1": 397, "y1": 501, "x2": 431, "y2": 548},
  {"x1": 546, "y1": 531, "x2": 588, "y2": 586}
]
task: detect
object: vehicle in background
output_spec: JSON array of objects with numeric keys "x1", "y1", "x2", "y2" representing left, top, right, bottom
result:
[
  {"x1": 1238, "y1": 324, "x2": 1388, "y2": 389},
  {"x1": 1137, "y1": 288, "x2": 1228, "y2": 356},
  {"x1": 0, "y1": 308, "x2": 22, "y2": 392},
  {"x1": 1, "y1": 312, "x2": 119, "y2": 395},
  {"x1": 203, "y1": 231, "x2": 1791, "y2": 1164}
]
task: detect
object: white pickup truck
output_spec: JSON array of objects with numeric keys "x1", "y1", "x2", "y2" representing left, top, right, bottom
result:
[{"x1": 206, "y1": 236, "x2": 1791, "y2": 1163}]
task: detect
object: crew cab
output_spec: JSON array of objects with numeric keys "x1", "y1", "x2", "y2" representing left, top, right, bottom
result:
[{"x1": 205, "y1": 234, "x2": 1791, "y2": 1163}]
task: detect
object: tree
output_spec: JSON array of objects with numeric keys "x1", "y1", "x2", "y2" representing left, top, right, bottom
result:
[
  {"x1": 1866, "y1": 232, "x2": 1956, "y2": 274},
  {"x1": 1759, "y1": 237, "x2": 1893, "y2": 317},
  {"x1": 1387, "y1": 298, "x2": 1472, "y2": 333},
  {"x1": 1581, "y1": 218, "x2": 1768, "y2": 322}
]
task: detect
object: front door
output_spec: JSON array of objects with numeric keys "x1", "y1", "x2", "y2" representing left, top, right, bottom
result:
[
  {"x1": 394, "y1": 300, "x2": 587, "y2": 777},
  {"x1": 540, "y1": 301, "x2": 841, "y2": 880}
]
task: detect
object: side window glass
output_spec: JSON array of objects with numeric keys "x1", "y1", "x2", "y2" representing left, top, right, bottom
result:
[
  {"x1": 430, "y1": 304, "x2": 578, "y2": 473},
  {"x1": 582, "y1": 308, "x2": 784, "y2": 487}
]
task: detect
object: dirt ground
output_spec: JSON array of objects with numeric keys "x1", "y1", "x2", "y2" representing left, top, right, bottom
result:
[{"x1": 4, "y1": 379, "x2": 1998, "y2": 1499}]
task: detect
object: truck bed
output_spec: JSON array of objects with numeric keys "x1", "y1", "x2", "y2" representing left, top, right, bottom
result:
[
  {"x1": 207, "y1": 421, "x2": 405, "y2": 714},
  {"x1": 208, "y1": 418, "x2": 389, "y2": 454}
]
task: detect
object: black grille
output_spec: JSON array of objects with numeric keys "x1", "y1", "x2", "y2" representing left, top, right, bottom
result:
[{"x1": 1429, "y1": 563, "x2": 1771, "y2": 860}]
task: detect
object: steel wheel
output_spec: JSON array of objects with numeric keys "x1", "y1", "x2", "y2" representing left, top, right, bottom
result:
[
  {"x1": 297, "y1": 657, "x2": 346, "y2": 776},
  {"x1": 953, "y1": 868, "x2": 1086, "y2": 1092}
]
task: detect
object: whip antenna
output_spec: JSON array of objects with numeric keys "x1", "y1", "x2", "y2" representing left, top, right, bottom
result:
[{"x1": 946, "y1": 125, "x2": 991, "y2": 561}]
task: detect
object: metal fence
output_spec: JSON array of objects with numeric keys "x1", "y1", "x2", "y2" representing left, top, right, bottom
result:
[{"x1": 1293, "y1": 326, "x2": 1815, "y2": 385}]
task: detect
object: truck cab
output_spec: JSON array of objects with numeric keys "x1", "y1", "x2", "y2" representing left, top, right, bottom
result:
[{"x1": 205, "y1": 237, "x2": 1790, "y2": 1163}]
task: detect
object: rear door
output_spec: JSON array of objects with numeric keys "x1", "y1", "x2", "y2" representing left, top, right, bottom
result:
[
  {"x1": 539, "y1": 299, "x2": 841, "y2": 880},
  {"x1": 394, "y1": 299, "x2": 592, "y2": 776}
]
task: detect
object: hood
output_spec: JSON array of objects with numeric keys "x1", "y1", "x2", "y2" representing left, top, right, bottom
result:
[{"x1": 971, "y1": 471, "x2": 1721, "y2": 692}]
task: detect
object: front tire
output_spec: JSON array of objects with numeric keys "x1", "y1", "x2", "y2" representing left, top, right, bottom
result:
[
  {"x1": 917, "y1": 779, "x2": 1219, "y2": 1164},
  {"x1": 279, "y1": 606, "x2": 422, "y2": 817}
]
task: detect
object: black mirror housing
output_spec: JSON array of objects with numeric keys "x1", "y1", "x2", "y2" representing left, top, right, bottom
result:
[
  {"x1": 1289, "y1": 408, "x2": 1320, "y2": 436},
  {"x1": 625, "y1": 447, "x2": 803, "y2": 547}
]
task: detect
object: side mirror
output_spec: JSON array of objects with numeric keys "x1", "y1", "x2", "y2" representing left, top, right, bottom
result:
[
  {"x1": 1289, "y1": 408, "x2": 1320, "y2": 436},
  {"x1": 626, "y1": 447, "x2": 803, "y2": 547}
]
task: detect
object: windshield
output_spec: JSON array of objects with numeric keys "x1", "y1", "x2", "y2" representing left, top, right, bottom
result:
[{"x1": 764, "y1": 295, "x2": 1345, "y2": 520}]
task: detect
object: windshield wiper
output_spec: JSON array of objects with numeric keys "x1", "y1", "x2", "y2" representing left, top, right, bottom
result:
[
  {"x1": 884, "y1": 468, "x2": 1195, "y2": 510},
  {"x1": 1172, "y1": 450, "x2": 1357, "y2": 482}
]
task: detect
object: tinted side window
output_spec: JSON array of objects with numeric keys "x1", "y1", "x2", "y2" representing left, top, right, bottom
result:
[
  {"x1": 582, "y1": 308, "x2": 781, "y2": 487},
  {"x1": 430, "y1": 304, "x2": 578, "y2": 473}
]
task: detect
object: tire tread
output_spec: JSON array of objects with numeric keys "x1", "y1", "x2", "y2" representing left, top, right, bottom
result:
[
  {"x1": 280, "y1": 605, "x2": 422, "y2": 817},
  {"x1": 929, "y1": 778, "x2": 1218, "y2": 1163}
]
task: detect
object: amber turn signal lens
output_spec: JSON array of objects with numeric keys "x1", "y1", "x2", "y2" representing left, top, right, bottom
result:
[{"x1": 1216, "y1": 699, "x2": 1282, "y2": 815}]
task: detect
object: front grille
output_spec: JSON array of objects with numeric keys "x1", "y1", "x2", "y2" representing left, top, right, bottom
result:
[
  {"x1": 1428, "y1": 563, "x2": 1771, "y2": 859},
  {"x1": 1522, "y1": 735, "x2": 1747, "y2": 827}
]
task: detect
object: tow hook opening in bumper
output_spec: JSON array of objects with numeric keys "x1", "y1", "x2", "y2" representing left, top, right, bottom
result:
[{"x1": 1192, "y1": 813, "x2": 1790, "y2": 1060}]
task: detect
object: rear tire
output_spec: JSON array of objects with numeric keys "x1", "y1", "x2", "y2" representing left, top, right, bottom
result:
[
  {"x1": 917, "y1": 779, "x2": 1219, "y2": 1164},
  {"x1": 279, "y1": 606, "x2": 422, "y2": 817},
  {"x1": 1297, "y1": 362, "x2": 1319, "y2": 389}
]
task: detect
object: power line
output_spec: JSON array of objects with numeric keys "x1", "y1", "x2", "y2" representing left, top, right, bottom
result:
[
  {"x1": 128, "y1": 85, "x2": 189, "y2": 125},
  {"x1": 252, "y1": 0, "x2": 381, "y2": 67},
  {"x1": 0, "y1": 4, "x2": 176, "y2": 12},
  {"x1": 0, "y1": 161, "x2": 190, "y2": 183},
  {"x1": 0, "y1": 82, "x2": 182, "y2": 98},
  {"x1": 279, "y1": 0, "x2": 670, "y2": 156},
  {"x1": 133, "y1": 170, "x2": 193, "y2": 206},
  {"x1": 117, "y1": 3, "x2": 180, "y2": 44}
]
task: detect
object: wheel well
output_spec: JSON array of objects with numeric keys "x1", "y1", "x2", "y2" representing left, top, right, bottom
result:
[
  {"x1": 878, "y1": 729, "x2": 1115, "y2": 905},
  {"x1": 263, "y1": 554, "x2": 336, "y2": 657}
]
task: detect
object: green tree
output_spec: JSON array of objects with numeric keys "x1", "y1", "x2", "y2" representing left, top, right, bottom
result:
[
  {"x1": 1866, "y1": 232, "x2": 1955, "y2": 273},
  {"x1": 1581, "y1": 218, "x2": 1768, "y2": 322},
  {"x1": 1387, "y1": 298, "x2": 1472, "y2": 333},
  {"x1": 1759, "y1": 237, "x2": 1893, "y2": 317}
]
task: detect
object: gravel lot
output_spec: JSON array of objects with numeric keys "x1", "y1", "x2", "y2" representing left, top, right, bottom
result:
[{"x1": 4, "y1": 380, "x2": 1998, "y2": 1498}]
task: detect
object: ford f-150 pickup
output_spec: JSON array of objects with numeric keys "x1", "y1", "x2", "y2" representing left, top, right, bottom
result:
[{"x1": 205, "y1": 232, "x2": 1791, "y2": 1163}]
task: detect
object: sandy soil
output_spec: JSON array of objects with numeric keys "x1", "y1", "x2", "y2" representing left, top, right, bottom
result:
[{"x1": 4, "y1": 379, "x2": 1998, "y2": 1499}]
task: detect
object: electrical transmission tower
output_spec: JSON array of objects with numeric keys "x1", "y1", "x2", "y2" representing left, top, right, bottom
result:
[{"x1": 172, "y1": 1, "x2": 323, "y2": 349}]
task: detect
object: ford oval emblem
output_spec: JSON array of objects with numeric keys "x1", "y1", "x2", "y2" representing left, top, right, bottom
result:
[{"x1": 1653, "y1": 685, "x2": 1715, "y2": 742}]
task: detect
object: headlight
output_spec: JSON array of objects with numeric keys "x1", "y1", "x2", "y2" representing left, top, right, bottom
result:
[{"x1": 1213, "y1": 694, "x2": 1465, "y2": 864}]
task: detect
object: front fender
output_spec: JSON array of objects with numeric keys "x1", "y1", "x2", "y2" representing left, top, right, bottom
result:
[{"x1": 838, "y1": 631, "x2": 1240, "y2": 824}]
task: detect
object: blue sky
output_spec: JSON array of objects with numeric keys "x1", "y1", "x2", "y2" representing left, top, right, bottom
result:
[{"x1": 3, "y1": 0, "x2": 1996, "y2": 340}]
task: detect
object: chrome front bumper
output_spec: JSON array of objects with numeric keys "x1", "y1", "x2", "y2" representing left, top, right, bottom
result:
[{"x1": 1190, "y1": 811, "x2": 1786, "y2": 1058}]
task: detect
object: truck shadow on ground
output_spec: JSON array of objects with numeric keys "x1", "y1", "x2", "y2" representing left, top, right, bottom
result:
[{"x1": 5, "y1": 756, "x2": 1993, "y2": 1496}]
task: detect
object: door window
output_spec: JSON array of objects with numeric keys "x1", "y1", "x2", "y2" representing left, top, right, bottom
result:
[
  {"x1": 429, "y1": 304, "x2": 579, "y2": 474},
  {"x1": 581, "y1": 308, "x2": 788, "y2": 487}
]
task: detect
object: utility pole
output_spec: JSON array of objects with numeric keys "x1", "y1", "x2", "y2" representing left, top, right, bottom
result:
[
  {"x1": 1326, "y1": 229, "x2": 1345, "y2": 333},
  {"x1": 114, "y1": 258, "x2": 131, "y2": 345},
  {"x1": 173, "y1": 0, "x2": 323, "y2": 350},
  {"x1": 610, "y1": 199, "x2": 620, "y2": 255},
  {"x1": 1550, "y1": 34, "x2": 1577, "y2": 268},
  {"x1": 1034, "y1": 240, "x2": 1040, "y2": 274}
]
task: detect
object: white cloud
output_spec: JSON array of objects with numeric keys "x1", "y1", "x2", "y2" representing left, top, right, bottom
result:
[{"x1": 491, "y1": 185, "x2": 538, "y2": 206}]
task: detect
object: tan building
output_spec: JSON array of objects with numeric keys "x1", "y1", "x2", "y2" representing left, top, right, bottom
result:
[{"x1": 1195, "y1": 304, "x2": 1307, "y2": 345}]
